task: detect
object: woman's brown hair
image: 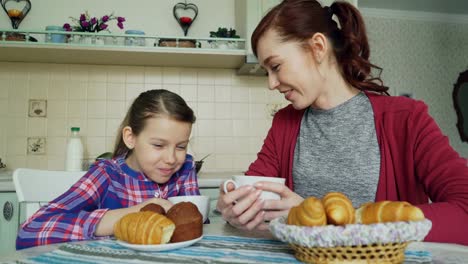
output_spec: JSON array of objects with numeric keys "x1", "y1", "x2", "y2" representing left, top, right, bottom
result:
[
  {"x1": 252, "y1": 0, "x2": 388, "y2": 94},
  {"x1": 113, "y1": 89, "x2": 196, "y2": 157}
]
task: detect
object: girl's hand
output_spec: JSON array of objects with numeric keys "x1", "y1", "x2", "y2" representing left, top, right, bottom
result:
[
  {"x1": 216, "y1": 182, "x2": 268, "y2": 231},
  {"x1": 95, "y1": 198, "x2": 173, "y2": 237},
  {"x1": 253, "y1": 181, "x2": 304, "y2": 221}
]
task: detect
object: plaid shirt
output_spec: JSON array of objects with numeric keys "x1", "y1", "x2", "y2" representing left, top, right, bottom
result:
[{"x1": 16, "y1": 154, "x2": 200, "y2": 250}]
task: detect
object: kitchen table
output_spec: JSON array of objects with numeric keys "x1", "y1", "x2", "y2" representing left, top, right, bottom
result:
[{"x1": 2, "y1": 221, "x2": 468, "y2": 263}]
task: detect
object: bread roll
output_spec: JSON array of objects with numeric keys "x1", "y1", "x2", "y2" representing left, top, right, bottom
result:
[
  {"x1": 114, "y1": 211, "x2": 175, "y2": 244},
  {"x1": 322, "y1": 192, "x2": 355, "y2": 225},
  {"x1": 140, "y1": 203, "x2": 166, "y2": 215},
  {"x1": 166, "y1": 202, "x2": 203, "y2": 243},
  {"x1": 287, "y1": 196, "x2": 327, "y2": 227},
  {"x1": 356, "y1": 201, "x2": 425, "y2": 224}
]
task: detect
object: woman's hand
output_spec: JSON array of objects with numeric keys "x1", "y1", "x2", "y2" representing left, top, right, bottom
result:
[
  {"x1": 216, "y1": 182, "x2": 268, "y2": 231},
  {"x1": 253, "y1": 181, "x2": 304, "y2": 221}
]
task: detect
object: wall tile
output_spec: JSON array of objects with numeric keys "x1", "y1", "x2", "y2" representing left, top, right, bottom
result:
[
  {"x1": 86, "y1": 136, "x2": 107, "y2": 157},
  {"x1": 180, "y1": 85, "x2": 197, "y2": 102},
  {"x1": 197, "y1": 102, "x2": 215, "y2": 120},
  {"x1": 215, "y1": 85, "x2": 232, "y2": 102},
  {"x1": 9, "y1": 79, "x2": 28, "y2": 100},
  {"x1": 0, "y1": 99, "x2": 8, "y2": 117},
  {"x1": 214, "y1": 120, "x2": 233, "y2": 137},
  {"x1": 232, "y1": 120, "x2": 251, "y2": 137},
  {"x1": 162, "y1": 67, "x2": 180, "y2": 84},
  {"x1": 0, "y1": 82, "x2": 8, "y2": 99},
  {"x1": 126, "y1": 83, "x2": 147, "y2": 102},
  {"x1": 106, "y1": 101, "x2": 126, "y2": 119},
  {"x1": 7, "y1": 137, "x2": 26, "y2": 156},
  {"x1": 126, "y1": 67, "x2": 145, "y2": 84},
  {"x1": 107, "y1": 83, "x2": 126, "y2": 101},
  {"x1": 231, "y1": 103, "x2": 249, "y2": 119},
  {"x1": 49, "y1": 65, "x2": 69, "y2": 81},
  {"x1": 87, "y1": 119, "x2": 107, "y2": 137},
  {"x1": 88, "y1": 65, "x2": 108, "y2": 82},
  {"x1": 144, "y1": 67, "x2": 162, "y2": 84},
  {"x1": 107, "y1": 66, "x2": 126, "y2": 83},
  {"x1": 28, "y1": 118, "x2": 47, "y2": 137},
  {"x1": 106, "y1": 119, "x2": 121, "y2": 138},
  {"x1": 68, "y1": 81, "x2": 87, "y2": 100},
  {"x1": 197, "y1": 85, "x2": 215, "y2": 102},
  {"x1": 68, "y1": 101, "x2": 87, "y2": 118},
  {"x1": 29, "y1": 79, "x2": 48, "y2": 99},
  {"x1": 7, "y1": 118, "x2": 27, "y2": 137},
  {"x1": 87, "y1": 82, "x2": 107, "y2": 100},
  {"x1": 46, "y1": 136, "x2": 67, "y2": 156},
  {"x1": 87, "y1": 101, "x2": 107, "y2": 118},
  {"x1": 69, "y1": 65, "x2": 89, "y2": 82},
  {"x1": 163, "y1": 84, "x2": 180, "y2": 94},
  {"x1": 48, "y1": 100, "x2": 68, "y2": 118},
  {"x1": 215, "y1": 102, "x2": 232, "y2": 119},
  {"x1": 215, "y1": 137, "x2": 234, "y2": 154},
  {"x1": 197, "y1": 69, "x2": 215, "y2": 85},
  {"x1": 48, "y1": 80, "x2": 69, "y2": 100},
  {"x1": 180, "y1": 68, "x2": 197, "y2": 84},
  {"x1": 231, "y1": 86, "x2": 250, "y2": 102},
  {"x1": 67, "y1": 119, "x2": 87, "y2": 136},
  {"x1": 197, "y1": 120, "x2": 216, "y2": 137},
  {"x1": 214, "y1": 69, "x2": 233, "y2": 86},
  {"x1": 47, "y1": 118, "x2": 68, "y2": 137}
]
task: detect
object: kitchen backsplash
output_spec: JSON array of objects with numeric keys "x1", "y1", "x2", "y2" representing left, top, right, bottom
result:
[{"x1": 0, "y1": 62, "x2": 287, "y2": 172}]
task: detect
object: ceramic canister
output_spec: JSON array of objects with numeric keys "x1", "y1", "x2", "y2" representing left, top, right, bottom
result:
[
  {"x1": 45, "y1": 25, "x2": 66, "y2": 43},
  {"x1": 125, "y1": 30, "x2": 146, "y2": 46}
]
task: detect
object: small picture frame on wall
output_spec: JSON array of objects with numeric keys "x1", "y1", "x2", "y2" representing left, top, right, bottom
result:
[{"x1": 28, "y1": 99, "x2": 47, "y2": 117}]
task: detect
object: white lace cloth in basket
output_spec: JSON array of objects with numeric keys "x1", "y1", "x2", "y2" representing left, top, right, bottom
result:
[{"x1": 269, "y1": 217, "x2": 432, "y2": 248}]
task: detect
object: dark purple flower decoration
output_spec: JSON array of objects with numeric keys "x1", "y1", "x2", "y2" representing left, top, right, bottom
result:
[
  {"x1": 65, "y1": 11, "x2": 126, "y2": 32},
  {"x1": 99, "y1": 23, "x2": 108, "y2": 30}
]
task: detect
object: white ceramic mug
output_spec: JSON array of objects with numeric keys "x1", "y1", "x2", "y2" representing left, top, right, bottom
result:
[
  {"x1": 168, "y1": 195, "x2": 210, "y2": 223},
  {"x1": 223, "y1": 175, "x2": 286, "y2": 200}
]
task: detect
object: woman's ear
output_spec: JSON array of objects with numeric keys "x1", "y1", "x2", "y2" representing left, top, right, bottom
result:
[
  {"x1": 307, "y1": 32, "x2": 328, "y2": 64},
  {"x1": 122, "y1": 126, "x2": 135, "y2": 150}
]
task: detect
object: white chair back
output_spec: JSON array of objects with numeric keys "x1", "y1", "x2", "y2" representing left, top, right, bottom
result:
[{"x1": 13, "y1": 168, "x2": 86, "y2": 223}]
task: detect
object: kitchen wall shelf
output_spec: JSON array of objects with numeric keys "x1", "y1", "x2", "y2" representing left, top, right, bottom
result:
[{"x1": 0, "y1": 29, "x2": 247, "y2": 69}]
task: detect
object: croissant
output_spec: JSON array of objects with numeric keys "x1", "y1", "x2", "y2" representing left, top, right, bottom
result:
[
  {"x1": 322, "y1": 192, "x2": 355, "y2": 225},
  {"x1": 356, "y1": 201, "x2": 425, "y2": 224},
  {"x1": 114, "y1": 211, "x2": 175, "y2": 244},
  {"x1": 287, "y1": 196, "x2": 327, "y2": 227}
]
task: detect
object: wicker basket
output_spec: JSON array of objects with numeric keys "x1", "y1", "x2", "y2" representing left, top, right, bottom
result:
[
  {"x1": 291, "y1": 242, "x2": 408, "y2": 264},
  {"x1": 269, "y1": 217, "x2": 432, "y2": 264}
]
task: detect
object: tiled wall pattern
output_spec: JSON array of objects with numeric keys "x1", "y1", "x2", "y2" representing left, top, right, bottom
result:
[{"x1": 0, "y1": 62, "x2": 287, "y2": 172}]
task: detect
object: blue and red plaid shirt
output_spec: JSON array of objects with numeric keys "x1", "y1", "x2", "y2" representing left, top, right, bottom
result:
[{"x1": 16, "y1": 154, "x2": 200, "y2": 250}]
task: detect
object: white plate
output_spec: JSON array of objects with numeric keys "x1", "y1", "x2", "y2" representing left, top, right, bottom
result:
[{"x1": 116, "y1": 236, "x2": 203, "y2": 252}]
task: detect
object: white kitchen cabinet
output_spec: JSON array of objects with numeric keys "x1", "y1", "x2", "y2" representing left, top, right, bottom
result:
[{"x1": 0, "y1": 192, "x2": 19, "y2": 255}]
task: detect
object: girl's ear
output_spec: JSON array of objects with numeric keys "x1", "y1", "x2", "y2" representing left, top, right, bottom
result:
[
  {"x1": 122, "y1": 126, "x2": 135, "y2": 150},
  {"x1": 307, "y1": 32, "x2": 328, "y2": 64}
]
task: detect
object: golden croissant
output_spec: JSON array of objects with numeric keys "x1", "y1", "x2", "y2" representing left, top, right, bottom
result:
[
  {"x1": 356, "y1": 201, "x2": 425, "y2": 224},
  {"x1": 114, "y1": 211, "x2": 175, "y2": 245},
  {"x1": 322, "y1": 192, "x2": 355, "y2": 225},
  {"x1": 287, "y1": 196, "x2": 327, "y2": 227}
]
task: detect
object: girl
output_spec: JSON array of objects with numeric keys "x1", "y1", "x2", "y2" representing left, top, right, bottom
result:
[
  {"x1": 217, "y1": 0, "x2": 468, "y2": 245},
  {"x1": 17, "y1": 89, "x2": 199, "y2": 249}
]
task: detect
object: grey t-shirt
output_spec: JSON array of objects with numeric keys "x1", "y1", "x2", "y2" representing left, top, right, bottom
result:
[{"x1": 292, "y1": 92, "x2": 380, "y2": 208}]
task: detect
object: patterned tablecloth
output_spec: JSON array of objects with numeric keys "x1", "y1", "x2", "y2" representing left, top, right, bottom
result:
[{"x1": 7, "y1": 235, "x2": 432, "y2": 264}]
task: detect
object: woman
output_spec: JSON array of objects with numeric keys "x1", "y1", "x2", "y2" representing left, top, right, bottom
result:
[{"x1": 216, "y1": 0, "x2": 468, "y2": 245}]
